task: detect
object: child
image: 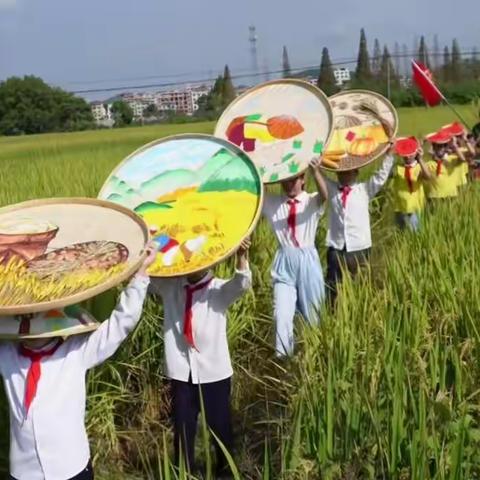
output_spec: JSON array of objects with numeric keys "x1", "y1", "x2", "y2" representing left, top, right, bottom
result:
[
  {"x1": 148, "y1": 239, "x2": 251, "y2": 477},
  {"x1": 441, "y1": 123, "x2": 474, "y2": 189},
  {"x1": 424, "y1": 131, "x2": 459, "y2": 202},
  {"x1": 391, "y1": 138, "x2": 432, "y2": 231},
  {"x1": 321, "y1": 148, "x2": 394, "y2": 304},
  {"x1": 261, "y1": 159, "x2": 328, "y2": 357},
  {"x1": 0, "y1": 246, "x2": 157, "y2": 480}
]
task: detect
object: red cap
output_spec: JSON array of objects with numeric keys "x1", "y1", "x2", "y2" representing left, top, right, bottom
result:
[
  {"x1": 394, "y1": 137, "x2": 419, "y2": 157},
  {"x1": 440, "y1": 122, "x2": 465, "y2": 137},
  {"x1": 425, "y1": 131, "x2": 452, "y2": 145}
]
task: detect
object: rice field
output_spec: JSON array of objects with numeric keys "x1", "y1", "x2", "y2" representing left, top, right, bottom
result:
[{"x1": 0, "y1": 105, "x2": 479, "y2": 479}]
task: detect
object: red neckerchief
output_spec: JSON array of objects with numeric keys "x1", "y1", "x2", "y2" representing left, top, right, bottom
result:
[
  {"x1": 338, "y1": 185, "x2": 352, "y2": 209},
  {"x1": 19, "y1": 339, "x2": 63, "y2": 416},
  {"x1": 405, "y1": 164, "x2": 414, "y2": 193},
  {"x1": 286, "y1": 198, "x2": 300, "y2": 247},
  {"x1": 183, "y1": 276, "x2": 212, "y2": 350}
]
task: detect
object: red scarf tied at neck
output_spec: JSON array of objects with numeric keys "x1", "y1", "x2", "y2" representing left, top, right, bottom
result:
[
  {"x1": 183, "y1": 277, "x2": 212, "y2": 350},
  {"x1": 339, "y1": 185, "x2": 352, "y2": 209},
  {"x1": 286, "y1": 198, "x2": 300, "y2": 247},
  {"x1": 19, "y1": 339, "x2": 63, "y2": 416},
  {"x1": 405, "y1": 164, "x2": 414, "y2": 193}
]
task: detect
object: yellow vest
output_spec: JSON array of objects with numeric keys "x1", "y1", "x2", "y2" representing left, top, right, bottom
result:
[
  {"x1": 447, "y1": 153, "x2": 467, "y2": 187},
  {"x1": 426, "y1": 158, "x2": 458, "y2": 198},
  {"x1": 392, "y1": 163, "x2": 426, "y2": 213}
]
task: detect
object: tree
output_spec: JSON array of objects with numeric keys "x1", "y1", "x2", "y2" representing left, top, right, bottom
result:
[
  {"x1": 442, "y1": 46, "x2": 451, "y2": 83},
  {"x1": 379, "y1": 46, "x2": 399, "y2": 91},
  {"x1": 432, "y1": 34, "x2": 440, "y2": 72},
  {"x1": 394, "y1": 42, "x2": 401, "y2": 77},
  {"x1": 451, "y1": 38, "x2": 463, "y2": 82},
  {"x1": 355, "y1": 29, "x2": 372, "y2": 83},
  {"x1": 111, "y1": 100, "x2": 133, "y2": 127},
  {"x1": 282, "y1": 46, "x2": 292, "y2": 78},
  {"x1": 143, "y1": 103, "x2": 159, "y2": 118},
  {"x1": 372, "y1": 38, "x2": 382, "y2": 75},
  {"x1": 0, "y1": 75, "x2": 94, "y2": 135},
  {"x1": 221, "y1": 64, "x2": 236, "y2": 108},
  {"x1": 417, "y1": 35, "x2": 430, "y2": 69},
  {"x1": 317, "y1": 47, "x2": 338, "y2": 95}
]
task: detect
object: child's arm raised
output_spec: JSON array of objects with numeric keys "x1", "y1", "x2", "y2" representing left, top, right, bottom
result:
[
  {"x1": 365, "y1": 143, "x2": 395, "y2": 198},
  {"x1": 78, "y1": 245, "x2": 157, "y2": 370},
  {"x1": 309, "y1": 156, "x2": 329, "y2": 204},
  {"x1": 212, "y1": 238, "x2": 252, "y2": 309},
  {"x1": 418, "y1": 148, "x2": 433, "y2": 181}
]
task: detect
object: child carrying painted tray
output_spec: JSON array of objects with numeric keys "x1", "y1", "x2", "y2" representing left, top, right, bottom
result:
[
  {"x1": 424, "y1": 131, "x2": 459, "y2": 203},
  {"x1": 0, "y1": 246, "x2": 157, "y2": 480},
  {"x1": 148, "y1": 239, "x2": 251, "y2": 478},
  {"x1": 391, "y1": 137, "x2": 432, "y2": 231},
  {"x1": 261, "y1": 159, "x2": 328, "y2": 357},
  {"x1": 320, "y1": 146, "x2": 395, "y2": 304}
]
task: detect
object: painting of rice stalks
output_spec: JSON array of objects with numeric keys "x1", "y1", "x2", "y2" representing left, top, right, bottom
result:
[
  {"x1": 0, "y1": 198, "x2": 148, "y2": 314},
  {"x1": 324, "y1": 90, "x2": 398, "y2": 172},
  {"x1": 215, "y1": 79, "x2": 333, "y2": 183},
  {"x1": 99, "y1": 134, "x2": 262, "y2": 277}
]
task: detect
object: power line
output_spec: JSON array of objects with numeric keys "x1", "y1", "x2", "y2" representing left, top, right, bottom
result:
[{"x1": 69, "y1": 49, "x2": 479, "y2": 96}]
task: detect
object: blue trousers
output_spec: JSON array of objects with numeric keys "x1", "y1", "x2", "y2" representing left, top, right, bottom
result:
[
  {"x1": 271, "y1": 247, "x2": 325, "y2": 357},
  {"x1": 395, "y1": 212, "x2": 420, "y2": 232}
]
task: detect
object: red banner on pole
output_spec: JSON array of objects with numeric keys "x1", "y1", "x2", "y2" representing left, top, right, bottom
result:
[{"x1": 411, "y1": 60, "x2": 444, "y2": 107}]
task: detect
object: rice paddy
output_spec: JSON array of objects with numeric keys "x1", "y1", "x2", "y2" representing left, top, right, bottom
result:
[{"x1": 0, "y1": 105, "x2": 479, "y2": 479}]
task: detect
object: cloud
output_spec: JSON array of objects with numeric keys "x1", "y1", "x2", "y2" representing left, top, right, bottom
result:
[{"x1": 0, "y1": 0, "x2": 16, "y2": 9}]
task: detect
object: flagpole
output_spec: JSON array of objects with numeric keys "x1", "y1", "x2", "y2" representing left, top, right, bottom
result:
[{"x1": 411, "y1": 60, "x2": 472, "y2": 130}]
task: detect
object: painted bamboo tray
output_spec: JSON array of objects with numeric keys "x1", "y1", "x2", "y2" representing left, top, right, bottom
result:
[
  {"x1": 323, "y1": 90, "x2": 398, "y2": 172},
  {"x1": 99, "y1": 134, "x2": 263, "y2": 277},
  {"x1": 214, "y1": 79, "x2": 333, "y2": 184},
  {"x1": 0, "y1": 198, "x2": 149, "y2": 315},
  {"x1": 0, "y1": 306, "x2": 99, "y2": 339}
]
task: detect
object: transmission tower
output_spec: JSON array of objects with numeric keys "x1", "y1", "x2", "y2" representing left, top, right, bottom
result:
[{"x1": 249, "y1": 25, "x2": 259, "y2": 86}]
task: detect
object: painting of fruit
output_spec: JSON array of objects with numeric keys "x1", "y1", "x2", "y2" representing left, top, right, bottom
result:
[
  {"x1": 324, "y1": 90, "x2": 398, "y2": 172},
  {"x1": 215, "y1": 80, "x2": 333, "y2": 183}
]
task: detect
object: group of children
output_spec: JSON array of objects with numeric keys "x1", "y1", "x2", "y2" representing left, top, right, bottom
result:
[{"x1": 0, "y1": 121, "x2": 479, "y2": 480}]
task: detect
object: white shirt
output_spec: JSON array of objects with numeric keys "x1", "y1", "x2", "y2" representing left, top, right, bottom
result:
[
  {"x1": 326, "y1": 155, "x2": 394, "y2": 252},
  {"x1": 0, "y1": 275, "x2": 150, "y2": 480},
  {"x1": 262, "y1": 191, "x2": 324, "y2": 248},
  {"x1": 149, "y1": 269, "x2": 251, "y2": 384}
]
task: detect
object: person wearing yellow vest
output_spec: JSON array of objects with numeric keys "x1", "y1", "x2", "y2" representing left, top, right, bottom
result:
[
  {"x1": 424, "y1": 131, "x2": 459, "y2": 201},
  {"x1": 440, "y1": 123, "x2": 473, "y2": 190},
  {"x1": 392, "y1": 137, "x2": 432, "y2": 231}
]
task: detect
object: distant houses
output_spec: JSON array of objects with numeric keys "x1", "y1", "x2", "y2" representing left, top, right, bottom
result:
[{"x1": 90, "y1": 85, "x2": 210, "y2": 126}]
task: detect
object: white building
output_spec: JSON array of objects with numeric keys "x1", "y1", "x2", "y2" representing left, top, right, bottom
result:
[
  {"x1": 156, "y1": 85, "x2": 210, "y2": 115},
  {"x1": 90, "y1": 102, "x2": 111, "y2": 122},
  {"x1": 333, "y1": 68, "x2": 351, "y2": 86}
]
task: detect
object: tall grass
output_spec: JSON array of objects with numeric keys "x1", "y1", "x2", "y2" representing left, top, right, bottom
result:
[{"x1": 1, "y1": 105, "x2": 479, "y2": 478}]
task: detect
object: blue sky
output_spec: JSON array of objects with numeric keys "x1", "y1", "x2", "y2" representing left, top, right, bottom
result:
[
  {"x1": 114, "y1": 138, "x2": 219, "y2": 186},
  {"x1": 1, "y1": 0, "x2": 479, "y2": 100}
]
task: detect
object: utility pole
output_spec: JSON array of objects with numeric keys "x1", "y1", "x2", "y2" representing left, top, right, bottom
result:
[{"x1": 249, "y1": 26, "x2": 259, "y2": 86}]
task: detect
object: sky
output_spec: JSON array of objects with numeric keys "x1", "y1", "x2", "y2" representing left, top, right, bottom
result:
[{"x1": 1, "y1": 0, "x2": 479, "y2": 100}]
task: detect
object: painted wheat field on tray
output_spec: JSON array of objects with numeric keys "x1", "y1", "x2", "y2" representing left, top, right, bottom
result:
[{"x1": 1, "y1": 105, "x2": 480, "y2": 479}]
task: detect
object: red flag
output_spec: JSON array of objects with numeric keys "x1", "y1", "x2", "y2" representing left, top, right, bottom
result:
[{"x1": 411, "y1": 60, "x2": 444, "y2": 107}]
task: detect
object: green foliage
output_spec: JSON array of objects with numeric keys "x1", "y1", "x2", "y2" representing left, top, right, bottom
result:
[
  {"x1": 221, "y1": 65, "x2": 236, "y2": 108},
  {"x1": 355, "y1": 28, "x2": 372, "y2": 84},
  {"x1": 111, "y1": 100, "x2": 133, "y2": 127},
  {"x1": 282, "y1": 46, "x2": 292, "y2": 78},
  {"x1": 417, "y1": 35, "x2": 431, "y2": 69},
  {"x1": 317, "y1": 47, "x2": 338, "y2": 96},
  {"x1": 0, "y1": 75, "x2": 94, "y2": 135}
]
